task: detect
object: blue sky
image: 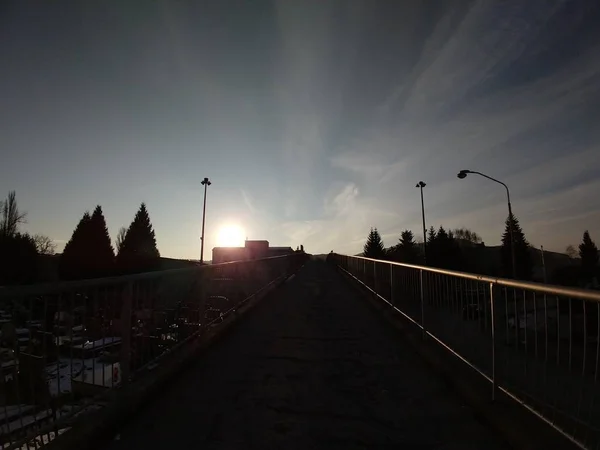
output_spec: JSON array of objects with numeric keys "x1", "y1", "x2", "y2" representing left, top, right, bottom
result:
[{"x1": 1, "y1": 0, "x2": 599, "y2": 259}]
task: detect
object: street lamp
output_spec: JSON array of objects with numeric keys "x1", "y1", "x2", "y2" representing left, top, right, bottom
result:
[
  {"x1": 457, "y1": 170, "x2": 516, "y2": 279},
  {"x1": 200, "y1": 177, "x2": 212, "y2": 264},
  {"x1": 415, "y1": 181, "x2": 427, "y2": 264}
]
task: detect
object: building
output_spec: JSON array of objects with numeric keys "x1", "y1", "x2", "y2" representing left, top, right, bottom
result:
[{"x1": 212, "y1": 240, "x2": 295, "y2": 264}]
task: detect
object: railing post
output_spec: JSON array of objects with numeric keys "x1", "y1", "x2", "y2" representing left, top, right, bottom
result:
[
  {"x1": 120, "y1": 281, "x2": 133, "y2": 385},
  {"x1": 373, "y1": 261, "x2": 377, "y2": 294},
  {"x1": 420, "y1": 269, "x2": 426, "y2": 339},
  {"x1": 390, "y1": 264, "x2": 394, "y2": 305},
  {"x1": 489, "y1": 282, "x2": 496, "y2": 401}
]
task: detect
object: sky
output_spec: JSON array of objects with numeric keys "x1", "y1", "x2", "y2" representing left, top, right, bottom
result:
[{"x1": 1, "y1": 0, "x2": 600, "y2": 259}]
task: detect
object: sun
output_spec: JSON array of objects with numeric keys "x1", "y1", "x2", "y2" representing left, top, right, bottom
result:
[{"x1": 216, "y1": 224, "x2": 245, "y2": 247}]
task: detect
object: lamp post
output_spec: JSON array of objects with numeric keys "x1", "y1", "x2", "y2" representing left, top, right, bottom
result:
[
  {"x1": 457, "y1": 170, "x2": 516, "y2": 279},
  {"x1": 200, "y1": 177, "x2": 212, "y2": 264},
  {"x1": 416, "y1": 181, "x2": 427, "y2": 264}
]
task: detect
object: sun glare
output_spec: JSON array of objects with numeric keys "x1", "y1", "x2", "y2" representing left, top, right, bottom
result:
[{"x1": 216, "y1": 225, "x2": 245, "y2": 247}]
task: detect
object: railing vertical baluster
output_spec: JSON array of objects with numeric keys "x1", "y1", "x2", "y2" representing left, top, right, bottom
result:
[
  {"x1": 514, "y1": 289, "x2": 519, "y2": 353},
  {"x1": 568, "y1": 297, "x2": 573, "y2": 373},
  {"x1": 575, "y1": 298, "x2": 587, "y2": 434},
  {"x1": 490, "y1": 282, "x2": 496, "y2": 402},
  {"x1": 544, "y1": 293, "x2": 549, "y2": 365},
  {"x1": 120, "y1": 282, "x2": 133, "y2": 385},
  {"x1": 420, "y1": 269, "x2": 425, "y2": 339},
  {"x1": 583, "y1": 304, "x2": 599, "y2": 446},
  {"x1": 551, "y1": 295, "x2": 562, "y2": 425},
  {"x1": 504, "y1": 288, "x2": 509, "y2": 346},
  {"x1": 533, "y1": 292, "x2": 538, "y2": 360},
  {"x1": 373, "y1": 261, "x2": 377, "y2": 295},
  {"x1": 523, "y1": 289, "x2": 528, "y2": 378},
  {"x1": 390, "y1": 264, "x2": 394, "y2": 306}
]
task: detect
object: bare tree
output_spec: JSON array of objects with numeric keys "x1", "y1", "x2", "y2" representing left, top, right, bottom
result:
[
  {"x1": 33, "y1": 234, "x2": 56, "y2": 255},
  {"x1": 452, "y1": 227, "x2": 482, "y2": 244},
  {"x1": 0, "y1": 191, "x2": 27, "y2": 237},
  {"x1": 565, "y1": 244, "x2": 578, "y2": 259},
  {"x1": 115, "y1": 226, "x2": 127, "y2": 255}
]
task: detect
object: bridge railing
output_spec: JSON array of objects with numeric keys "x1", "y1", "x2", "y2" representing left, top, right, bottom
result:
[
  {"x1": 331, "y1": 253, "x2": 600, "y2": 450},
  {"x1": 0, "y1": 253, "x2": 305, "y2": 449}
]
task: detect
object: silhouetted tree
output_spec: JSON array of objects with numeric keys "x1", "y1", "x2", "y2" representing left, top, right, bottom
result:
[
  {"x1": 501, "y1": 213, "x2": 532, "y2": 280},
  {"x1": 0, "y1": 191, "x2": 27, "y2": 237},
  {"x1": 87, "y1": 206, "x2": 115, "y2": 278},
  {"x1": 427, "y1": 226, "x2": 437, "y2": 243},
  {"x1": 565, "y1": 244, "x2": 578, "y2": 260},
  {"x1": 363, "y1": 228, "x2": 385, "y2": 259},
  {"x1": 579, "y1": 230, "x2": 599, "y2": 278},
  {"x1": 452, "y1": 227, "x2": 482, "y2": 244},
  {"x1": 61, "y1": 206, "x2": 114, "y2": 279},
  {"x1": 0, "y1": 232, "x2": 38, "y2": 285},
  {"x1": 33, "y1": 234, "x2": 56, "y2": 255},
  {"x1": 389, "y1": 230, "x2": 419, "y2": 263},
  {"x1": 60, "y1": 212, "x2": 92, "y2": 280},
  {"x1": 117, "y1": 203, "x2": 160, "y2": 274},
  {"x1": 0, "y1": 192, "x2": 38, "y2": 285},
  {"x1": 426, "y1": 226, "x2": 463, "y2": 270}
]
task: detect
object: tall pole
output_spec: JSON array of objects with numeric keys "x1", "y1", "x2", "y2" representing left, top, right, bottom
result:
[
  {"x1": 200, "y1": 177, "x2": 211, "y2": 264},
  {"x1": 458, "y1": 170, "x2": 516, "y2": 279},
  {"x1": 416, "y1": 181, "x2": 427, "y2": 264}
]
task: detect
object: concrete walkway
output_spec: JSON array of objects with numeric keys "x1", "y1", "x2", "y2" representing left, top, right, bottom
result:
[{"x1": 106, "y1": 259, "x2": 509, "y2": 449}]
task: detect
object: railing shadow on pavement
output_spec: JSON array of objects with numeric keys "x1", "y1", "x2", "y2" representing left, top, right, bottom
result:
[
  {"x1": 329, "y1": 253, "x2": 600, "y2": 450},
  {"x1": 0, "y1": 253, "x2": 307, "y2": 449}
]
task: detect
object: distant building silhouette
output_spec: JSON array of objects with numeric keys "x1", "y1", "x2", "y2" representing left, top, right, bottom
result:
[{"x1": 212, "y1": 240, "x2": 294, "y2": 264}]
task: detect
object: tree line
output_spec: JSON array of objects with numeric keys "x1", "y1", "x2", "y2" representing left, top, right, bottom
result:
[
  {"x1": 363, "y1": 213, "x2": 599, "y2": 286},
  {"x1": 0, "y1": 191, "x2": 161, "y2": 285},
  {"x1": 0, "y1": 191, "x2": 57, "y2": 285},
  {"x1": 59, "y1": 202, "x2": 160, "y2": 280}
]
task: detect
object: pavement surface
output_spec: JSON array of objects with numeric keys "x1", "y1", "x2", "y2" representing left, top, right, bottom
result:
[{"x1": 105, "y1": 259, "x2": 509, "y2": 450}]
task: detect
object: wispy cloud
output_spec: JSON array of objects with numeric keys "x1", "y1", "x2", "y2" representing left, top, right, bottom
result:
[
  {"x1": 324, "y1": 1, "x2": 600, "y2": 254},
  {"x1": 3, "y1": 1, "x2": 599, "y2": 259},
  {"x1": 240, "y1": 189, "x2": 258, "y2": 215}
]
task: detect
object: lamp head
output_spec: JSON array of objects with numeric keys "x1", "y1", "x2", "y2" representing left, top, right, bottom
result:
[
  {"x1": 201, "y1": 177, "x2": 211, "y2": 186},
  {"x1": 416, "y1": 181, "x2": 426, "y2": 188},
  {"x1": 457, "y1": 170, "x2": 470, "y2": 179}
]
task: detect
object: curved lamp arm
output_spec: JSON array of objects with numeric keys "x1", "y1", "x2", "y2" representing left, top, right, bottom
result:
[{"x1": 467, "y1": 171, "x2": 511, "y2": 205}]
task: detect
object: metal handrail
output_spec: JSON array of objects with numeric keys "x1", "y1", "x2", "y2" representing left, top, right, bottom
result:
[
  {"x1": 346, "y1": 254, "x2": 600, "y2": 302},
  {"x1": 333, "y1": 253, "x2": 600, "y2": 450},
  {"x1": 0, "y1": 252, "x2": 306, "y2": 449},
  {"x1": 0, "y1": 254, "x2": 294, "y2": 299}
]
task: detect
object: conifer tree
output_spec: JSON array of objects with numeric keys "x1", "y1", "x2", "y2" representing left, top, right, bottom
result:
[
  {"x1": 60, "y1": 207, "x2": 115, "y2": 279},
  {"x1": 363, "y1": 227, "x2": 385, "y2": 259},
  {"x1": 59, "y1": 212, "x2": 91, "y2": 280},
  {"x1": 389, "y1": 230, "x2": 419, "y2": 263},
  {"x1": 117, "y1": 203, "x2": 160, "y2": 274},
  {"x1": 579, "y1": 230, "x2": 599, "y2": 278},
  {"x1": 501, "y1": 213, "x2": 532, "y2": 280},
  {"x1": 88, "y1": 205, "x2": 115, "y2": 278}
]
